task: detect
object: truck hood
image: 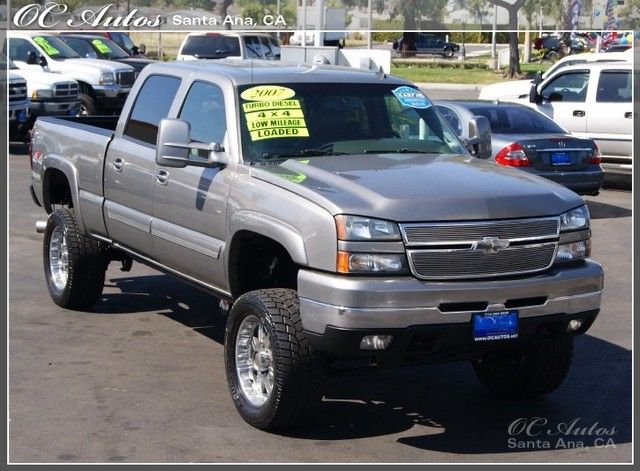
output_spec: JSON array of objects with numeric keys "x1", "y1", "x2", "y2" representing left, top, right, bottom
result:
[
  {"x1": 11, "y1": 68, "x2": 77, "y2": 92},
  {"x1": 61, "y1": 58, "x2": 134, "y2": 74},
  {"x1": 250, "y1": 153, "x2": 584, "y2": 222},
  {"x1": 479, "y1": 79, "x2": 532, "y2": 100}
]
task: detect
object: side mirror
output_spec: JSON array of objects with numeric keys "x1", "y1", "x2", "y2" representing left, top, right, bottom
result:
[
  {"x1": 529, "y1": 82, "x2": 540, "y2": 103},
  {"x1": 156, "y1": 118, "x2": 228, "y2": 168},
  {"x1": 26, "y1": 51, "x2": 38, "y2": 64},
  {"x1": 533, "y1": 70, "x2": 542, "y2": 85},
  {"x1": 467, "y1": 115, "x2": 492, "y2": 159},
  {"x1": 138, "y1": 44, "x2": 146, "y2": 55}
]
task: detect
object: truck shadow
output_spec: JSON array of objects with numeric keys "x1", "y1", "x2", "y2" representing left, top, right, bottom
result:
[
  {"x1": 585, "y1": 200, "x2": 632, "y2": 220},
  {"x1": 103, "y1": 274, "x2": 631, "y2": 455}
]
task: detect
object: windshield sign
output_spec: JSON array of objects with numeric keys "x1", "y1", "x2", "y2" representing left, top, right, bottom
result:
[{"x1": 238, "y1": 83, "x2": 466, "y2": 162}]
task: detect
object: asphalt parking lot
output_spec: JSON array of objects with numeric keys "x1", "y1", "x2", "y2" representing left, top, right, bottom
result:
[{"x1": 8, "y1": 145, "x2": 632, "y2": 463}]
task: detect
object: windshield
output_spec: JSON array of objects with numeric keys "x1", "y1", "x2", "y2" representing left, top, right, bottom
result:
[
  {"x1": 61, "y1": 36, "x2": 130, "y2": 59},
  {"x1": 33, "y1": 35, "x2": 80, "y2": 59},
  {"x1": 181, "y1": 35, "x2": 241, "y2": 58},
  {"x1": 238, "y1": 83, "x2": 466, "y2": 163},
  {"x1": 469, "y1": 105, "x2": 566, "y2": 134}
]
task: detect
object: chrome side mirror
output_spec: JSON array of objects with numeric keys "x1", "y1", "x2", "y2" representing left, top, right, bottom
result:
[{"x1": 467, "y1": 115, "x2": 492, "y2": 159}]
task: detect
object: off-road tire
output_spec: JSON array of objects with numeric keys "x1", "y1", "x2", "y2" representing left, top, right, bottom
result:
[
  {"x1": 43, "y1": 208, "x2": 108, "y2": 309},
  {"x1": 473, "y1": 337, "x2": 574, "y2": 398},
  {"x1": 225, "y1": 288, "x2": 324, "y2": 430}
]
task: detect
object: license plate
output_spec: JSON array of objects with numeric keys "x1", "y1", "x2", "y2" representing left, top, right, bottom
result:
[
  {"x1": 551, "y1": 152, "x2": 571, "y2": 166},
  {"x1": 473, "y1": 310, "x2": 519, "y2": 341}
]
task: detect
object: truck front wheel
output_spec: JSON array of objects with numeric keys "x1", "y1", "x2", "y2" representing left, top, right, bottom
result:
[
  {"x1": 43, "y1": 208, "x2": 108, "y2": 309},
  {"x1": 78, "y1": 93, "x2": 97, "y2": 116},
  {"x1": 225, "y1": 288, "x2": 323, "y2": 430},
  {"x1": 473, "y1": 337, "x2": 574, "y2": 398}
]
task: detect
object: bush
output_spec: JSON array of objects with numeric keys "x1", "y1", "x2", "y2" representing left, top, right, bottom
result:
[{"x1": 393, "y1": 60, "x2": 489, "y2": 70}]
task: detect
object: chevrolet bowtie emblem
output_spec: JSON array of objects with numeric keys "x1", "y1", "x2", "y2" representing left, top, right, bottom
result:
[{"x1": 471, "y1": 236, "x2": 510, "y2": 254}]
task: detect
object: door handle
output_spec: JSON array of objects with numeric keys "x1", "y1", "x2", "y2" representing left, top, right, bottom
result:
[
  {"x1": 573, "y1": 110, "x2": 585, "y2": 117},
  {"x1": 112, "y1": 157, "x2": 124, "y2": 172},
  {"x1": 155, "y1": 169, "x2": 169, "y2": 186},
  {"x1": 625, "y1": 112, "x2": 632, "y2": 119}
]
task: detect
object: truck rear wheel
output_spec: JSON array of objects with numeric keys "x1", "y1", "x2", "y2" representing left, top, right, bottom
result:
[
  {"x1": 224, "y1": 288, "x2": 323, "y2": 430},
  {"x1": 473, "y1": 337, "x2": 574, "y2": 398},
  {"x1": 43, "y1": 208, "x2": 108, "y2": 309}
]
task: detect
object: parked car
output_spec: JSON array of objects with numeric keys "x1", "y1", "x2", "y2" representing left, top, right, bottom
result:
[
  {"x1": 479, "y1": 50, "x2": 631, "y2": 102},
  {"x1": 4, "y1": 61, "x2": 30, "y2": 141},
  {"x1": 30, "y1": 60, "x2": 602, "y2": 430},
  {"x1": 2, "y1": 52, "x2": 79, "y2": 139},
  {"x1": 5, "y1": 32, "x2": 135, "y2": 115},
  {"x1": 177, "y1": 32, "x2": 280, "y2": 61},
  {"x1": 435, "y1": 100, "x2": 603, "y2": 195},
  {"x1": 73, "y1": 31, "x2": 145, "y2": 57},
  {"x1": 393, "y1": 33, "x2": 460, "y2": 58},
  {"x1": 58, "y1": 34, "x2": 154, "y2": 77},
  {"x1": 603, "y1": 43, "x2": 632, "y2": 53}
]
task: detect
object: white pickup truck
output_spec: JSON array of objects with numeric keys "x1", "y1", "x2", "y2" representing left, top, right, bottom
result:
[{"x1": 5, "y1": 32, "x2": 135, "y2": 115}]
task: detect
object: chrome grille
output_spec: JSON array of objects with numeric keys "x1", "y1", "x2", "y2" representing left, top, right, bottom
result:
[
  {"x1": 116, "y1": 70, "x2": 135, "y2": 87},
  {"x1": 408, "y1": 243, "x2": 557, "y2": 280},
  {"x1": 9, "y1": 81, "x2": 27, "y2": 102},
  {"x1": 54, "y1": 82, "x2": 79, "y2": 98},
  {"x1": 402, "y1": 218, "x2": 559, "y2": 246}
]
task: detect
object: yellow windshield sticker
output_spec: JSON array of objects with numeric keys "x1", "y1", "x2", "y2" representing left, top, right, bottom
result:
[
  {"x1": 241, "y1": 85, "x2": 296, "y2": 101},
  {"x1": 242, "y1": 91, "x2": 309, "y2": 141},
  {"x1": 33, "y1": 36, "x2": 60, "y2": 56},
  {"x1": 91, "y1": 39, "x2": 112, "y2": 55}
]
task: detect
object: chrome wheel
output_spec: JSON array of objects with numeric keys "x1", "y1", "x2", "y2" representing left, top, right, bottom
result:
[
  {"x1": 49, "y1": 225, "x2": 69, "y2": 291},
  {"x1": 235, "y1": 314, "x2": 275, "y2": 407}
]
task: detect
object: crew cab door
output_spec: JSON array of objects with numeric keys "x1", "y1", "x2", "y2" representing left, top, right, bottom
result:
[
  {"x1": 151, "y1": 81, "x2": 232, "y2": 290},
  {"x1": 534, "y1": 69, "x2": 590, "y2": 134},
  {"x1": 586, "y1": 68, "x2": 632, "y2": 159},
  {"x1": 103, "y1": 74, "x2": 181, "y2": 256}
]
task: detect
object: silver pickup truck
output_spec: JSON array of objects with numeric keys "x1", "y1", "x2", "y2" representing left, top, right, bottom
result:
[{"x1": 30, "y1": 60, "x2": 603, "y2": 431}]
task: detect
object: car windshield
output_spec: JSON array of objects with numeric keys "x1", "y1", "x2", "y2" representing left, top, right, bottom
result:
[
  {"x1": 181, "y1": 35, "x2": 241, "y2": 58},
  {"x1": 238, "y1": 83, "x2": 467, "y2": 163},
  {"x1": 62, "y1": 36, "x2": 130, "y2": 59},
  {"x1": 468, "y1": 105, "x2": 566, "y2": 134},
  {"x1": 33, "y1": 35, "x2": 80, "y2": 59}
]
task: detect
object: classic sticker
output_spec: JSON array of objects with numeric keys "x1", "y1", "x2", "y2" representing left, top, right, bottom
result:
[
  {"x1": 91, "y1": 39, "x2": 112, "y2": 55},
  {"x1": 241, "y1": 85, "x2": 296, "y2": 102},
  {"x1": 392, "y1": 86, "x2": 431, "y2": 109}
]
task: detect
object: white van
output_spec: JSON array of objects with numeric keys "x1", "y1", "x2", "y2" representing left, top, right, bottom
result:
[{"x1": 176, "y1": 32, "x2": 280, "y2": 61}]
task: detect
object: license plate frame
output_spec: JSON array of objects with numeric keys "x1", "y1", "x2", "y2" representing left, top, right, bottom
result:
[
  {"x1": 472, "y1": 310, "x2": 519, "y2": 342},
  {"x1": 550, "y1": 152, "x2": 571, "y2": 166}
]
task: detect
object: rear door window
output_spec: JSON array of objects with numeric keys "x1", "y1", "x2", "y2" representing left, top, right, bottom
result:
[
  {"x1": 596, "y1": 70, "x2": 631, "y2": 103},
  {"x1": 124, "y1": 75, "x2": 181, "y2": 145}
]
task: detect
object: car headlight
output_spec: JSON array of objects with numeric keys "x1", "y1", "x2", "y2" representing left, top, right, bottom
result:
[
  {"x1": 555, "y1": 205, "x2": 591, "y2": 264},
  {"x1": 559, "y1": 205, "x2": 590, "y2": 231},
  {"x1": 337, "y1": 251, "x2": 408, "y2": 274},
  {"x1": 99, "y1": 73, "x2": 115, "y2": 86},
  {"x1": 335, "y1": 215, "x2": 401, "y2": 241},
  {"x1": 31, "y1": 89, "x2": 53, "y2": 100}
]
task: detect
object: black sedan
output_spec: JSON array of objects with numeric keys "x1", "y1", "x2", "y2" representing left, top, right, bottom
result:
[
  {"x1": 436, "y1": 100, "x2": 603, "y2": 196},
  {"x1": 393, "y1": 33, "x2": 460, "y2": 58},
  {"x1": 58, "y1": 34, "x2": 154, "y2": 76}
]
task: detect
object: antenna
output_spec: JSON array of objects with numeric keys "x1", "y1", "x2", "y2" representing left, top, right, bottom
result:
[{"x1": 251, "y1": 58, "x2": 254, "y2": 84}]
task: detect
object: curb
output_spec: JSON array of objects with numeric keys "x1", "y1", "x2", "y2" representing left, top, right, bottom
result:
[{"x1": 415, "y1": 83, "x2": 487, "y2": 91}]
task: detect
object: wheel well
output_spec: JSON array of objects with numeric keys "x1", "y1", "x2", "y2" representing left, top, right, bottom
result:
[
  {"x1": 43, "y1": 168, "x2": 73, "y2": 212},
  {"x1": 228, "y1": 231, "x2": 299, "y2": 299},
  {"x1": 77, "y1": 81, "x2": 95, "y2": 98}
]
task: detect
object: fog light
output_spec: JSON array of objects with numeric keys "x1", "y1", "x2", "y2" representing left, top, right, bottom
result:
[
  {"x1": 567, "y1": 319, "x2": 583, "y2": 332},
  {"x1": 360, "y1": 335, "x2": 393, "y2": 350}
]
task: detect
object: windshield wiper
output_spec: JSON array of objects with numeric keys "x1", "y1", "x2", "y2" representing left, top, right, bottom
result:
[
  {"x1": 260, "y1": 149, "x2": 349, "y2": 160},
  {"x1": 363, "y1": 148, "x2": 439, "y2": 154}
]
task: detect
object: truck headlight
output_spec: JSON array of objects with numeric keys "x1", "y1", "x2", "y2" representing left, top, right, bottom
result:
[
  {"x1": 99, "y1": 73, "x2": 115, "y2": 86},
  {"x1": 335, "y1": 215, "x2": 401, "y2": 241},
  {"x1": 31, "y1": 89, "x2": 53, "y2": 100},
  {"x1": 559, "y1": 205, "x2": 590, "y2": 231},
  {"x1": 337, "y1": 252, "x2": 407, "y2": 274},
  {"x1": 556, "y1": 240, "x2": 591, "y2": 263}
]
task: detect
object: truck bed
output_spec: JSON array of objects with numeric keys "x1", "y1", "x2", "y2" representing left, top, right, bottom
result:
[{"x1": 37, "y1": 115, "x2": 120, "y2": 135}]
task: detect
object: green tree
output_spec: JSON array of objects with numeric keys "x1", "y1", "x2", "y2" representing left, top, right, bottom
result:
[{"x1": 619, "y1": 0, "x2": 640, "y2": 27}]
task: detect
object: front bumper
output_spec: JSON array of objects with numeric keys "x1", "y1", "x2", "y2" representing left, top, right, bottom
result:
[
  {"x1": 94, "y1": 85, "x2": 131, "y2": 111},
  {"x1": 30, "y1": 98, "x2": 80, "y2": 117},
  {"x1": 298, "y1": 261, "x2": 603, "y2": 359},
  {"x1": 525, "y1": 167, "x2": 604, "y2": 195}
]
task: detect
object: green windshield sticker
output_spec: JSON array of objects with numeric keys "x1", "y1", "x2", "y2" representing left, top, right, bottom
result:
[
  {"x1": 91, "y1": 39, "x2": 112, "y2": 55},
  {"x1": 242, "y1": 93, "x2": 309, "y2": 141},
  {"x1": 33, "y1": 36, "x2": 60, "y2": 56},
  {"x1": 279, "y1": 172, "x2": 307, "y2": 184}
]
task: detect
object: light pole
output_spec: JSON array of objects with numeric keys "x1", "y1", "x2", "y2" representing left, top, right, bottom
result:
[{"x1": 367, "y1": 0, "x2": 373, "y2": 49}]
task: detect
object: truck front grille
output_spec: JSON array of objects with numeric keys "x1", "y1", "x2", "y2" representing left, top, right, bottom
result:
[
  {"x1": 401, "y1": 217, "x2": 560, "y2": 280},
  {"x1": 54, "y1": 82, "x2": 79, "y2": 98},
  {"x1": 9, "y1": 81, "x2": 27, "y2": 102},
  {"x1": 116, "y1": 70, "x2": 135, "y2": 87},
  {"x1": 407, "y1": 243, "x2": 557, "y2": 280}
]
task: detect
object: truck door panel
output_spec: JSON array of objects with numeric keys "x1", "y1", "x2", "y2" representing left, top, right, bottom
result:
[{"x1": 536, "y1": 70, "x2": 589, "y2": 134}]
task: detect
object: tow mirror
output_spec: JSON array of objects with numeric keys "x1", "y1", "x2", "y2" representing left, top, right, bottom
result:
[
  {"x1": 467, "y1": 115, "x2": 492, "y2": 159},
  {"x1": 26, "y1": 51, "x2": 38, "y2": 64},
  {"x1": 533, "y1": 70, "x2": 542, "y2": 85},
  {"x1": 156, "y1": 118, "x2": 228, "y2": 168},
  {"x1": 529, "y1": 82, "x2": 540, "y2": 103},
  {"x1": 138, "y1": 44, "x2": 146, "y2": 55}
]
